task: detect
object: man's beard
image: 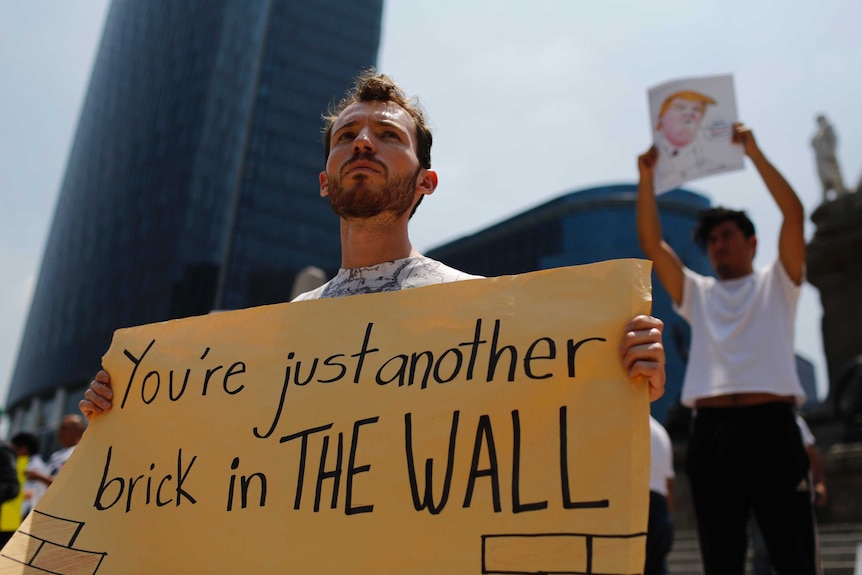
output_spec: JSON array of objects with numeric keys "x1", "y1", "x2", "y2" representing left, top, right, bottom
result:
[{"x1": 327, "y1": 167, "x2": 419, "y2": 220}]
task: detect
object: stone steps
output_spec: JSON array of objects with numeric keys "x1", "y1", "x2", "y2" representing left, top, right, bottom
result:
[{"x1": 666, "y1": 523, "x2": 862, "y2": 575}]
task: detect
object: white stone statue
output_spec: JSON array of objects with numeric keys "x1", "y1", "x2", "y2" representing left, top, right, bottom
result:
[{"x1": 811, "y1": 114, "x2": 850, "y2": 200}]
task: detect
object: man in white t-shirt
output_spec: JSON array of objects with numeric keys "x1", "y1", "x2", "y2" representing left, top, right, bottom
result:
[
  {"x1": 24, "y1": 415, "x2": 85, "y2": 490},
  {"x1": 637, "y1": 123, "x2": 817, "y2": 575},
  {"x1": 81, "y1": 71, "x2": 667, "y2": 434}
]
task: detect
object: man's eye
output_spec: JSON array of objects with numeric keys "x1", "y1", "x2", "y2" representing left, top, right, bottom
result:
[
  {"x1": 336, "y1": 132, "x2": 354, "y2": 142},
  {"x1": 383, "y1": 131, "x2": 401, "y2": 140}
]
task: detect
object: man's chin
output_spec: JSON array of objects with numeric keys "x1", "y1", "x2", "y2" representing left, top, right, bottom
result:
[
  {"x1": 330, "y1": 204, "x2": 383, "y2": 219},
  {"x1": 332, "y1": 204, "x2": 411, "y2": 221}
]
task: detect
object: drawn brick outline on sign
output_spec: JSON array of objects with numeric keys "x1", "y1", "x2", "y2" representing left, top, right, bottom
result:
[
  {"x1": 482, "y1": 532, "x2": 648, "y2": 575},
  {"x1": 0, "y1": 511, "x2": 107, "y2": 575}
]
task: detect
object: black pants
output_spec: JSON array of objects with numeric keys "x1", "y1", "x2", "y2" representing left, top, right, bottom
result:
[
  {"x1": 645, "y1": 490, "x2": 673, "y2": 575},
  {"x1": 686, "y1": 402, "x2": 820, "y2": 575}
]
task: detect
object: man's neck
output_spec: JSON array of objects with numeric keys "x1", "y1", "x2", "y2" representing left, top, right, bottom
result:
[
  {"x1": 716, "y1": 266, "x2": 754, "y2": 281},
  {"x1": 339, "y1": 216, "x2": 417, "y2": 269}
]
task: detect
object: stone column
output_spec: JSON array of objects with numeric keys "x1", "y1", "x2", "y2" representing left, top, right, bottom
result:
[{"x1": 807, "y1": 191, "x2": 862, "y2": 407}]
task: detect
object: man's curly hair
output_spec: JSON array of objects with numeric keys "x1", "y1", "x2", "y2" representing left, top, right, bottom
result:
[
  {"x1": 693, "y1": 207, "x2": 756, "y2": 251},
  {"x1": 322, "y1": 69, "x2": 432, "y2": 170}
]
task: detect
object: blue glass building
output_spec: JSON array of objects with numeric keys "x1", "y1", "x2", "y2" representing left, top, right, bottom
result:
[
  {"x1": 427, "y1": 184, "x2": 714, "y2": 426},
  {"x1": 7, "y1": 0, "x2": 383, "y2": 433}
]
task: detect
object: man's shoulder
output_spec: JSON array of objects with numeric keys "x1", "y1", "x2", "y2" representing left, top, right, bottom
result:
[
  {"x1": 400, "y1": 255, "x2": 482, "y2": 283},
  {"x1": 291, "y1": 283, "x2": 329, "y2": 302},
  {"x1": 49, "y1": 446, "x2": 74, "y2": 462},
  {"x1": 27, "y1": 455, "x2": 49, "y2": 472},
  {"x1": 682, "y1": 266, "x2": 712, "y2": 285}
]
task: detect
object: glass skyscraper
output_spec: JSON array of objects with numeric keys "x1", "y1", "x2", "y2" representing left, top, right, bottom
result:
[{"x1": 7, "y1": 0, "x2": 383, "y2": 433}]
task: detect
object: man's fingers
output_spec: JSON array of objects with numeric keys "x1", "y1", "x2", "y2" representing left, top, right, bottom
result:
[
  {"x1": 627, "y1": 360, "x2": 666, "y2": 402},
  {"x1": 85, "y1": 384, "x2": 112, "y2": 408},
  {"x1": 621, "y1": 341, "x2": 665, "y2": 372},
  {"x1": 78, "y1": 399, "x2": 101, "y2": 420},
  {"x1": 620, "y1": 315, "x2": 666, "y2": 402},
  {"x1": 623, "y1": 314, "x2": 664, "y2": 332},
  {"x1": 638, "y1": 146, "x2": 659, "y2": 170},
  {"x1": 619, "y1": 315, "x2": 664, "y2": 354},
  {"x1": 79, "y1": 374, "x2": 114, "y2": 420}
]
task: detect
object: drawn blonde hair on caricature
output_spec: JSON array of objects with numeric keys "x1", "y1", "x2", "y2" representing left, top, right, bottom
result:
[{"x1": 655, "y1": 90, "x2": 717, "y2": 130}]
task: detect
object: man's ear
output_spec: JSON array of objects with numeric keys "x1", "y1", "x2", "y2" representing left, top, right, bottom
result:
[
  {"x1": 319, "y1": 171, "x2": 329, "y2": 197},
  {"x1": 749, "y1": 234, "x2": 758, "y2": 257},
  {"x1": 415, "y1": 169, "x2": 438, "y2": 197}
]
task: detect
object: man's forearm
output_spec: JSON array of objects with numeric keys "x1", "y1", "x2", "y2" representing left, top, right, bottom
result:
[
  {"x1": 636, "y1": 173, "x2": 665, "y2": 256},
  {"x1": 748, "y1": 148, "x2": 804, "y2": 221}
]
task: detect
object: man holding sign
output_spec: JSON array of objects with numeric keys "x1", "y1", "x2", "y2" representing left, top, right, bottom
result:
[
  {"x1": 70, "y1": 70, "x2": 666, "y2": 573},
  {"x1": 53, "y1": 71, "x2": 666, "y2": 574},
  {"x1": 637, "y1": 124, "x2": 817, "y2": 575},
  {"x1": 81, "y1": 70, "x2": 666, "y2": 417}
]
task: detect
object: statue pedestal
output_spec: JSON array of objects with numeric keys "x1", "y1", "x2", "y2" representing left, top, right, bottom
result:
[{"x1": 807, "y1": 192, "x2": 862, "y2": 438}]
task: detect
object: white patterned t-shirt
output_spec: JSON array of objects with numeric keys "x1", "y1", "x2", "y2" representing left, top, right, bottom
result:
[{"x1": 291, "y1": 255, "x2": 481, "y2": 301}]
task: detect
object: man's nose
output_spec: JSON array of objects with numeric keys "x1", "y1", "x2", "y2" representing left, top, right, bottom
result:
[{"x1": 353, "y1": 128, "x2": 375, "y2": 154}]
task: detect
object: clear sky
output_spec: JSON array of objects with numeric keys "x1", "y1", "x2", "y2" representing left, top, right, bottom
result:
[{"x1": 2, "y1": 1, "x2": 860, "y2": 406}]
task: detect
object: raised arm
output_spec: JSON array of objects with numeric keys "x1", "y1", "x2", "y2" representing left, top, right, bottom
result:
[
  {"x1": 636, "y1": 147, "x2": 685, "y2": 306},
  {"x1": 733, "y1": 123, "x2": 805, "y2": 284}
]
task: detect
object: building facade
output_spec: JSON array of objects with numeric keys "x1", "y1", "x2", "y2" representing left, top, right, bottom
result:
[
  {"x1": 427, "y1": 184, "x2": 714, "y2": 426},
  {"x1": 7, "y1": 0, "x2": 383, "y2": 436}
]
